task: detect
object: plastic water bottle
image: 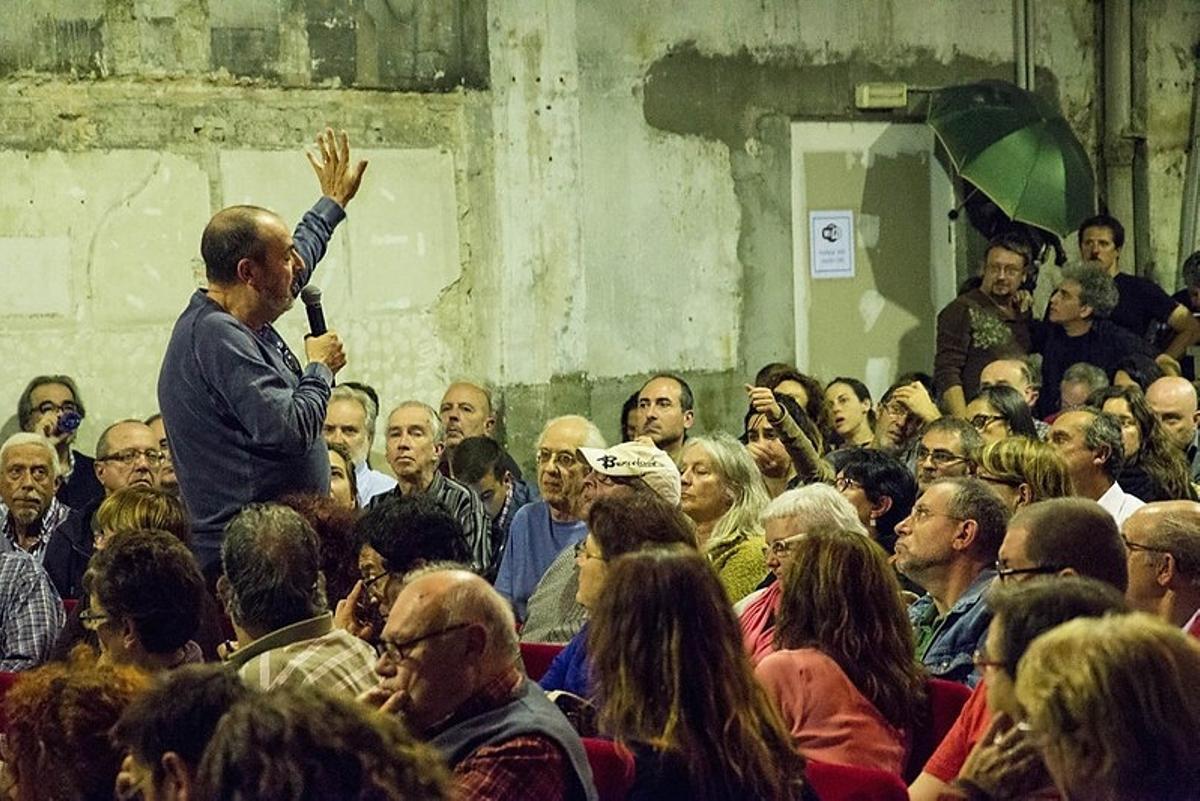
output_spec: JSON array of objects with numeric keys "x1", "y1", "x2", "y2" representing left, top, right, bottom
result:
[{"x1": 55, "y1": 411, "x2": 82, "y2": 436}]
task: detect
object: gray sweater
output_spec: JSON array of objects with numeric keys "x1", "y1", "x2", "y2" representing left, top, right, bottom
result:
[{"x1": 157, "y1": 198, "x2": 344, "y2": 568}]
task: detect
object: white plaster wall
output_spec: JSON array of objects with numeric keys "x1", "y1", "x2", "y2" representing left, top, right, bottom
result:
[{"x1": 0, "y1": 146, "x2": 464, "y2": 454}]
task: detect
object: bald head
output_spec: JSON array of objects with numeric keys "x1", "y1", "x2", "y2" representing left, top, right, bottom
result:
[
  {"x1": 1123, "y1": 500, "x2": 1200, "y2": 621},
  {"x1": 201, "y1": 205, "x2": 279, "y2": 285},
  {"x1": 439, "y1": 382, "x2": 495, "y2": 448},
  {"x1": 390, "y1": 568, "x2": 518, "y2": 665},
  {"x1": 980, "y1": 359, "x2": 1037, "y2": 408},
  {"x1": 375, "y1": 569, "x2": 519, "y2": 732},
  {"x1": 1146, "y1": 377, "x2": 1200, "y2": 451}
]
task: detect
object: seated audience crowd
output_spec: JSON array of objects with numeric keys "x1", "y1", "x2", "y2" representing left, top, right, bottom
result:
[{"x1": 5, "y1": 186, "x2": 1200, "y2": 801}]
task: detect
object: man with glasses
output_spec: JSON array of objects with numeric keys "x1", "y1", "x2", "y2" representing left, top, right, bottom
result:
[
  {"x1": 995, "y1": 497, "x2": 1128, "y2": 590},
  {"x1": 1123, "y1": 501, "x2": 1200, "y2": 637},
  {"x1": 909, "y1": 577, "x2": 1128, "y2": 801},
  {"x1": 494, "y1": 415, "x2": 604, "y2": 623},
  {"x1": 914, "y1": 417, "x2": 982, "y2": 492},
  {"x1": 909, "y1": 498, "x2": 1128, "y2": 801},
  {"x1": 374, "y1": 401, "x2": 489, "y2": 575},
  {"x1": 17, "y1": 374, "x2": 104, "y2": 510},
  {"x1": 0, "y1": 433, "x2": 91, "y2": 599},
  {"x1": 365, "y1": 568, "x2": 598, "y2": 801},
  {"x1": 894, "y1": 477, "x2": 1008, "y2": 685},
  {"x1": 934, "y1": 233, "x2": 1035, "y2": 418},
  {"x1": 218, "y1": 504, "x2": 377, "y2": 694},
  {"x1": 91, "y1": 421, "x2": 163, "y2": 533}
]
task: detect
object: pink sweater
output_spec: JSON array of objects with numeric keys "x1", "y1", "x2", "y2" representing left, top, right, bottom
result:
[
  {"x1": 755, "y1": 647, "x2": 908, "y2": 775},
  {"x1": 738, "y1": 580, "x2": 780, "y2": 666}
]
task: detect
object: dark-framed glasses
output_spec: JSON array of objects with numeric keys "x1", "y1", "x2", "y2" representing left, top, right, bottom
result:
[
  {"x1": 379, "y1": 622, "x2": 472, "y2": 662},
  {"x1": 97, "y1": 449, "x2": 164, "y2": 467},
  {"x1": 1122, "y1": 536, "x2": 1172, "y2": 556},
  {"x1": 79, "y1": 609, "x2": 111, "y2": 631},
  {"x1": 970, "y1": 414, "x2": 1008, "y2": 432},
  {"x1": 995, "y1": 561, "x2": 1064, "y2": 582}
]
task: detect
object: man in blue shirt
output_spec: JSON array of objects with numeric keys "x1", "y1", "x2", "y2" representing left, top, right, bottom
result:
[{"x1": 158, "y1": 130, "x2": 367, "y2": 570}]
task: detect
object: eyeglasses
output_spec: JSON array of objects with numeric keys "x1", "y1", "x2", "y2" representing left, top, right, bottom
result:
[
  {"x1": 536, "y1": 449, "x2": 580, "y2": 470},
  {"x1": 995, "y1": 561, "x2": 1064, "y2": 582},
  {"x1": 762, "y1": 533, "x2": 805, "y2": 558},
  {"x1": 834, "y1": 476, "x2": 863, "y2": 492},
  {"x1": 379, "y1": 622, "x2": 471, "y2": 663},
  {"x1": 79, "y1": 609, "x2": 111, "y2": 631},
  {"x1": 915, "y1": 447, "x2": 968, "y2": 467},
  {"x1": 1122, "y1": 536, "x2": 1172, "y2": 556},
  {"x1": 977, "y1": 472, "x2": 1023, "y2": 488},
  {"x1": 985, "y1": 263, "x2": 1025, "y2": 277},
  {"x1": 972, "y1": 648, "x2": 1006, "y2": 670},
  {"x1": 574, "y1": 540, "x2": 605, "y2": 562},
  {"x1": 880, "y1": 402, "x2": 909, "y2": 417},
  {"x1": 908, "y1": 505, "x2": 965, "y2": 524},
  {"x1": 970, "y1": 414, "x2": 1008, "y2": 432},
  {"x1": 34, "y1": 400, "x2": 79, "y2": 416},
  {"x1": 97, "y1": 449, "x2": 164, "y2": 467},
  {"x1": 361, "y1": 571, "x2": 392, "y2": 596}
]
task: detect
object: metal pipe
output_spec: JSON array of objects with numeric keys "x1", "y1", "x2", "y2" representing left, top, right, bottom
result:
[
  {"x1": 1179, "y1": 45, "x2": 1200, "y2": 275},
  {"x1": 1015, "y1": 0, "x2": 1028, "y2": 89},
  {"x1": 1103, "y1": 0, "x2": 1136, "y2": 269},
  {"x1": 1130, "y1": 1, "x2": 1152, "y2": 278}
]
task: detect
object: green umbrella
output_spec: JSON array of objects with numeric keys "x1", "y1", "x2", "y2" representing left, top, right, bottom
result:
[{"x1": 927, "y1": 80, "x2": 1095, "y2": 238}]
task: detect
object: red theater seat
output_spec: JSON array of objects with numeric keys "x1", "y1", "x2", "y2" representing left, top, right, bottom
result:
[
  {"x1": 904, "y1": 677, "x2": 972, "y2": 782},
  {"x1": 805, "y1": 759, "x2": 908, "y2": 801},
  {"x1": 519, "y1": 641, "x2": 564, "y2": 682},
  {"x1": 581, "y1": 737, "x2": 634, "y2": 801}
]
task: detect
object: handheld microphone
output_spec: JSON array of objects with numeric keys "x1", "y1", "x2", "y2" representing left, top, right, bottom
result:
[{"x1": 300, "y1": 285, "x2": 327, "y2": 336}]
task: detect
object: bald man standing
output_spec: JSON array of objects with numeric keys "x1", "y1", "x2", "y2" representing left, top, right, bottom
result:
[
  {"x1": 159, "y1": 130, "x2": 367, "y2": 570},
  {"x1": 1145, "y1": 377, "x2": 1200, "y2": 481}
]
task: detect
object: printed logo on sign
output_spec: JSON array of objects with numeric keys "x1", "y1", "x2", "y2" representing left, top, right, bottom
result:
[
  {"x1": 821, "y1": 223, "x2": 841, "y2": 243},
  {"x1": 597, "y1": 455, "x2": 618, "y2": 469}
]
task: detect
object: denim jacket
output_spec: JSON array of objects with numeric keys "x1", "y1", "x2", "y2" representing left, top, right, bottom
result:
[{"x1": 908, "y1": 569, "x2": 995, "y2": 687}]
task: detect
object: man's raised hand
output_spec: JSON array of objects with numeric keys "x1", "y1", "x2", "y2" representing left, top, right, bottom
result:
[{"x1": 307, "y1": 128, "x2": 368, "y2": 208}]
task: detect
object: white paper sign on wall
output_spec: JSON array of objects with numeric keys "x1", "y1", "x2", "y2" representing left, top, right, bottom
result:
[{"x1": 809, "y1": 210, "x2": 855, "y2": 279}]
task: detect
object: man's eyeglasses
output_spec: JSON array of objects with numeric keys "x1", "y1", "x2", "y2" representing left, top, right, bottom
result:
[
  {"x1": 880, "y1": 402, "x2": 909, "y2": 417},
  {"x1": 536, "y1": 449, "x2": 580, "y2": 470},
  {"x1": 1122, "y1": 536, "x2": 1172, "y2": 556},
  {"x1": 970, "y1": 414, "x2": 1007, "y2": 432},
  {"x1": 908, "y1": 505, "x2": 966, "y2": 524},
  {"x1": 995, "y1": 561, "x2": 1064, "y2": 582},
  {"x1": 915, "y1": 447, "x2": 967, "y2": 468},
  {"x1": 379, "y1": 622, "x2": 471, "y2": 663},
  {"x1": 79, "y1": 609, "x2": 111, "y2": 631},
  {"x1": 35, "y1": 401, "x2": 79, "y2": 416},
  {"x1": 97, "y1": 449, "x2": 164, "y2": 467}
]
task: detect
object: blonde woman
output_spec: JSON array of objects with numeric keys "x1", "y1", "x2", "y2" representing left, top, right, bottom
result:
[
  {"x1": 974, "y1": 437, "x2": 1072, "y2": 513},
  {"x1": 1016, "y1": 613, "x2": 1200, "y2": 801},
  {"x1": 679, "y1": 433, "x2": 770, "y2": 602}
]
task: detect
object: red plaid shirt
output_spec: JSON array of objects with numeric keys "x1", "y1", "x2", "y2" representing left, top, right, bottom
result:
[{"x1": 440, "y1": 668, "x2": 572, "y2": 801}]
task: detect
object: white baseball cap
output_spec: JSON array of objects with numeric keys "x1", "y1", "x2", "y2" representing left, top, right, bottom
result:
[{"x1": 578, "y1": 441, "x2": 681, "y2": 507}]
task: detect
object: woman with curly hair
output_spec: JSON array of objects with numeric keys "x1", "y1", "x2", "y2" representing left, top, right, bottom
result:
[
  {"x1": 2, "y1": 653, "x2": 150, "y2": 801},
  {"x1": 588, "y1": 546, "x2": 813, "y2": 800},
  {"x1": 755, "y1": 528, "x2": 926, "y2": 774},
  {"x1": 1089, "y1": 385, "x2": 1195, "y2": 502}
]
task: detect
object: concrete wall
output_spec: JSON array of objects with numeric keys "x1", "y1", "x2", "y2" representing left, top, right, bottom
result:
[{"x1": 1, "y1": 0, "x2": 1198, "y2": 472}]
